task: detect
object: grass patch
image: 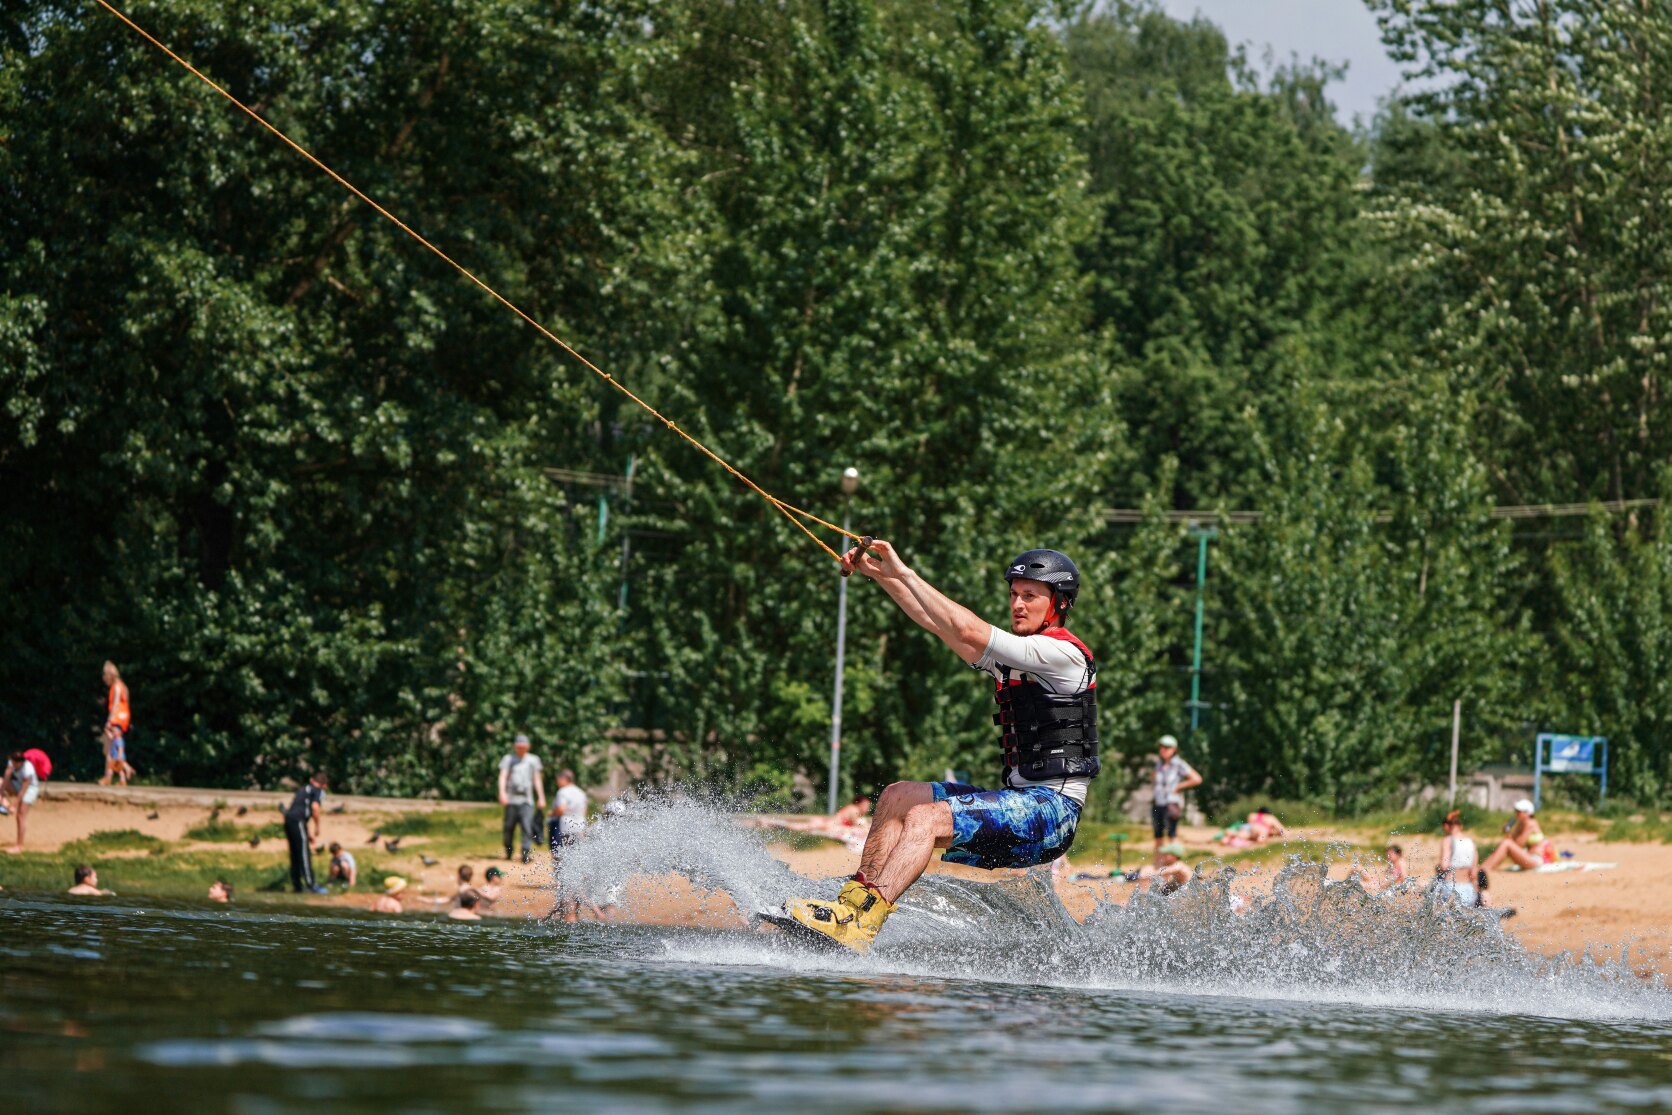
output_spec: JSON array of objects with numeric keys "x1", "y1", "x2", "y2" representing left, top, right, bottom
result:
[
  {"x1": 761, "y1": 829, "x2": 839, "y2": 851},
  {"x1": 1206, "y1": 838, "x2": 1356, "y2": 868},
  {"x1": 6, "y1": 842, "x2": 402, "y2": 901},
  {"x1": 374, "y1": 808, "x2": 500, "y2": 839},
  {"x1": 60, "y1": 829, "x2": 169, "y2": 857},
  {"x1": 1212, "y1": 796, "x2": 1334, "y2": 829},
  {"x1": 182, "y1": 819, "x2": 285, "y2": 843},
  {"x1": 4, "y1": 847, "x2": 293, "y2": 897},
  {"x1": 364, "y1": 807, "x2": 505, "y2": 858},
  {"x1": 1602, "y1": 816, "x2": 1672, "y2": 843}
]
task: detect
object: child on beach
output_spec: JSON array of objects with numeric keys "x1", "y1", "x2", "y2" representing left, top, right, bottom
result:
[{"x1": 327, "y1": 843, "x2": 357, "y2": 887}]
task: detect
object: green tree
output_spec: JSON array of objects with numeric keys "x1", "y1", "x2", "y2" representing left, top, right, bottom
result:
[
  {"x1": 1065, "y1": 1, "x2": 1366, "y2": 508},
  {"x1": 1369, "y1": 0, "x2": 1672, "y2": 506},
  {"x1": 0, "y1": 0, "x2": 698, "y2": 792},
  {"x1": 626, "y1": 0, "x2": 1112, "y2": 799},
  {"x1": 1211, "y1": 387, "x2": 1519, "y2": 813},
  {"x1": 1541, "y1": 480, "x2": 1672, "y2": 806}
]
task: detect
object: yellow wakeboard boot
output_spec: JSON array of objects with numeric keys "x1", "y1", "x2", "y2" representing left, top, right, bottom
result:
[{"x1": 783, "y1": 878, "x2": 897, "y2": 953}]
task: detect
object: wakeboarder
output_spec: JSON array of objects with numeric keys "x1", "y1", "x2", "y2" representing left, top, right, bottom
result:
[{"x1": 780, "y1": 542, "x2": 1098, "y2": 951}]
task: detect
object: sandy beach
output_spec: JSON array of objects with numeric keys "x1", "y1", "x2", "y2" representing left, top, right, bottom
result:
[{"x1": 8, "y1": 784, "x2": 1668, "y2": 978}]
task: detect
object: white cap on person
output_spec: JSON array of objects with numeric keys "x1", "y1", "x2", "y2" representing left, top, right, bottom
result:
[
  {"x1": 1159, "y1": 734, "x2": 1179, "y2": 750},
  {"x1": 1513, "y1": 798, "x2": 1535, "y2": 814}
]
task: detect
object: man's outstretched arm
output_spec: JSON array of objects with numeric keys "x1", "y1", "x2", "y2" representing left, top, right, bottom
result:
[{"x1": 842, "y1": 539, "x2": 991, "y2": 664}]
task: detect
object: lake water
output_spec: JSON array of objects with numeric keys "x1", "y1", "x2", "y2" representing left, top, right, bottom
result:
[{"x1": 5, "y1": 801, "x2": 1671, "y2": 1113}]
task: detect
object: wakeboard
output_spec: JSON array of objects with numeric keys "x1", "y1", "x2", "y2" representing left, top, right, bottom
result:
[{"x1": 749, "y1": 909, "x2": 852, "y2": 953}]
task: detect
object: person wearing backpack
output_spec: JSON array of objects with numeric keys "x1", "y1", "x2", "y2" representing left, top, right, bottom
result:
[{"x1": 2, "y1": 749, "x2": 44, "y2": 852}]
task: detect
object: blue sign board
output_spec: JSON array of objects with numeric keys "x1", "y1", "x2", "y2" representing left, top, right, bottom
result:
[
  {"x1": 1545, "y1": 735, "x2": 1596, "y2": 772},
  {"x1": 1533, "y1": 733, "x2": 1608, "y2": 810}
]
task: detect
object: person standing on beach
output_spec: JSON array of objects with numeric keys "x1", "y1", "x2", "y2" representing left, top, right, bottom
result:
[
  {"x1": 549, "y1": 769, "x2": 587, "y2": 857},
  {"x1": 498, "y1": 734, "x2": 546, "y2": 864},
  {"x1": 3, "y1": 750, "x2": 42, "y2": 853},
  {"x1": 100, "y1": 661, "x2": 135, "y2": 787},
  {"x1": 1436, "y1": 810, "x2": 1479, "y2": 906},
  {"x1": 1151, "y1": 735, "x2": 1201, "y2": 864},
  {"x1": 283, "y1": 770, "x2": 329, "y2": 894},
  {"x1": 780, "y1": 545, "x2": 1100, "y2": 952}
]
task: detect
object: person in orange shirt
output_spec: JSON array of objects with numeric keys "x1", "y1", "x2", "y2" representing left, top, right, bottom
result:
[{"x1": 100, "y1": 661, "x2": 135, "y2": 787}]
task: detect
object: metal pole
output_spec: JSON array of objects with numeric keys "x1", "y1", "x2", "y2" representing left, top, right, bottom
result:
[
  {"x1": 1533, "y1": 736, "x2": 1543, "y2": 813},
  {"x1": 1449, "y1": 699, "x2": 1461, "y2": 805},
  {"x1": 828, "y1": 504, "x2": 851, "y2": 816},
  {"x1": 1187, "y1": 528, "x2": 1215, "y2": 741},
  {"x1": 617, "y1": 455, "x2": 636, "y2": 615}
]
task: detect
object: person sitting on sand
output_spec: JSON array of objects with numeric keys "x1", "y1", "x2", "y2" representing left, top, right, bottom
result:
[
  {"x1": 374, "y1": 876, "x2": 407, "y2": 913},
  {"x1": 68, "y1": 865, "x2": 115, "y2": 896},
  {"x1": 327, "y1": 843, "x2": 357, "y2": 887},
  {"x1": 1481, "y1": 799, "x2": 1554, "y2": 871},
  {"x1": 1246, "y1": 807, "x2": 1286, "y2": 842},
  {"x1": 1118, "y1": 842, "x2": 1193, "y2": 894},
  {"x1": 3, "y1": 749, "x2": 42, "y2": 853},
  {"x1": 1435, "y1": 811, "x2": 1478, "y2": 906},
  {"x1": 208, "y1": 879, "x2": 233, "y2": 903},
  {"x1": 834, "y1": 794, "x2": 872, "y2": 829},
  {"x1": 448, "y1": 892, "x2": 483, "y2": 921}
]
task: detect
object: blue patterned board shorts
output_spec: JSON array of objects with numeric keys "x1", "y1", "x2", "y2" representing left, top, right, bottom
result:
[{"x1": 930, "y1": 782, "x2": 1082, "y2": 870}]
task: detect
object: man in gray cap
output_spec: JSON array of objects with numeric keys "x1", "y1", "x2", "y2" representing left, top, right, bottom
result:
[
  {"x1": 497, "y1": 734, "x2": 546, "y2": 863},
  {"x1": 1151, "y1": 734, "x2": 1201, "y2": 864}
]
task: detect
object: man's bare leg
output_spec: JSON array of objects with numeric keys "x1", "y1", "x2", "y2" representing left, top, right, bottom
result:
[
  {"x1": 857, "y1": 781, "x2": 936, "y2": 882},
  {"x1": 784, "y1": 782, "x2": 956, "y2": 950},
  {"x1": 868, "y1": 800, "x2": 953, "y2": 903}
]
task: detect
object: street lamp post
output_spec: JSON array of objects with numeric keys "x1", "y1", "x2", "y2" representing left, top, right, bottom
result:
[
  {"x1": 828, "y1": 466, "x2": 860, "y2": 815},
  {"x1": 1186, "y1": 524, "x2": 1217, "y2": 743}
]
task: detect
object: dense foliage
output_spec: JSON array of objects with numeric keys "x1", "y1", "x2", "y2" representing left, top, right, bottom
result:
[{"x1": 3, "y1": 0, "x2": 1669, "y2": 812}]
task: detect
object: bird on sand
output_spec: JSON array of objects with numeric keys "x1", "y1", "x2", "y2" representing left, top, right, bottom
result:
[
  {"x1": 235, "y1": 805, "x2": 248, "y2": 817},
  {"x1": 145, "y1": 811, "x2": 160, "y2": 821},
  {"x1": 383, "y1": 837, "x2": 404, "y2": 853},
  {"x1": 366, "y1": 831, "x2": 382, "y2": 844},
  {"x1": 330, "y1": 803, "x2": 346, "y2": 815},
  {"x1": 247, "y1": 835, "x2": 261, "y2": 848},
  {"x1": 420, "y1": 855, "x2": 438, "y2": 867}
]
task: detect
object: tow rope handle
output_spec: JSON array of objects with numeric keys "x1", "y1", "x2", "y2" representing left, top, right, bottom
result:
[{"x1": 841, "y1": 536, "x2": 876, "y2": 578}]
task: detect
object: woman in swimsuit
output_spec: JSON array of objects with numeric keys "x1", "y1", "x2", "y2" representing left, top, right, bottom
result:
[
  {"x1": 1481, "y1": 799, "x2": 1553, "y2": 871},
  {"x1": 1436, "y1": 811, "x2": 1478, "y2": 906}
]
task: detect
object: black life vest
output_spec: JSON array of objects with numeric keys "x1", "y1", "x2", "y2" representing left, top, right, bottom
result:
[{"x1": 992, "y1": 627, "x2": 1100, "y2": 782}]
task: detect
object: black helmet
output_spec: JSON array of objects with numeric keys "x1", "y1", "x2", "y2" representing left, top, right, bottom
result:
[{"x1": 1004, "y1": 549, "x2": 1082, "y2": 615}]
